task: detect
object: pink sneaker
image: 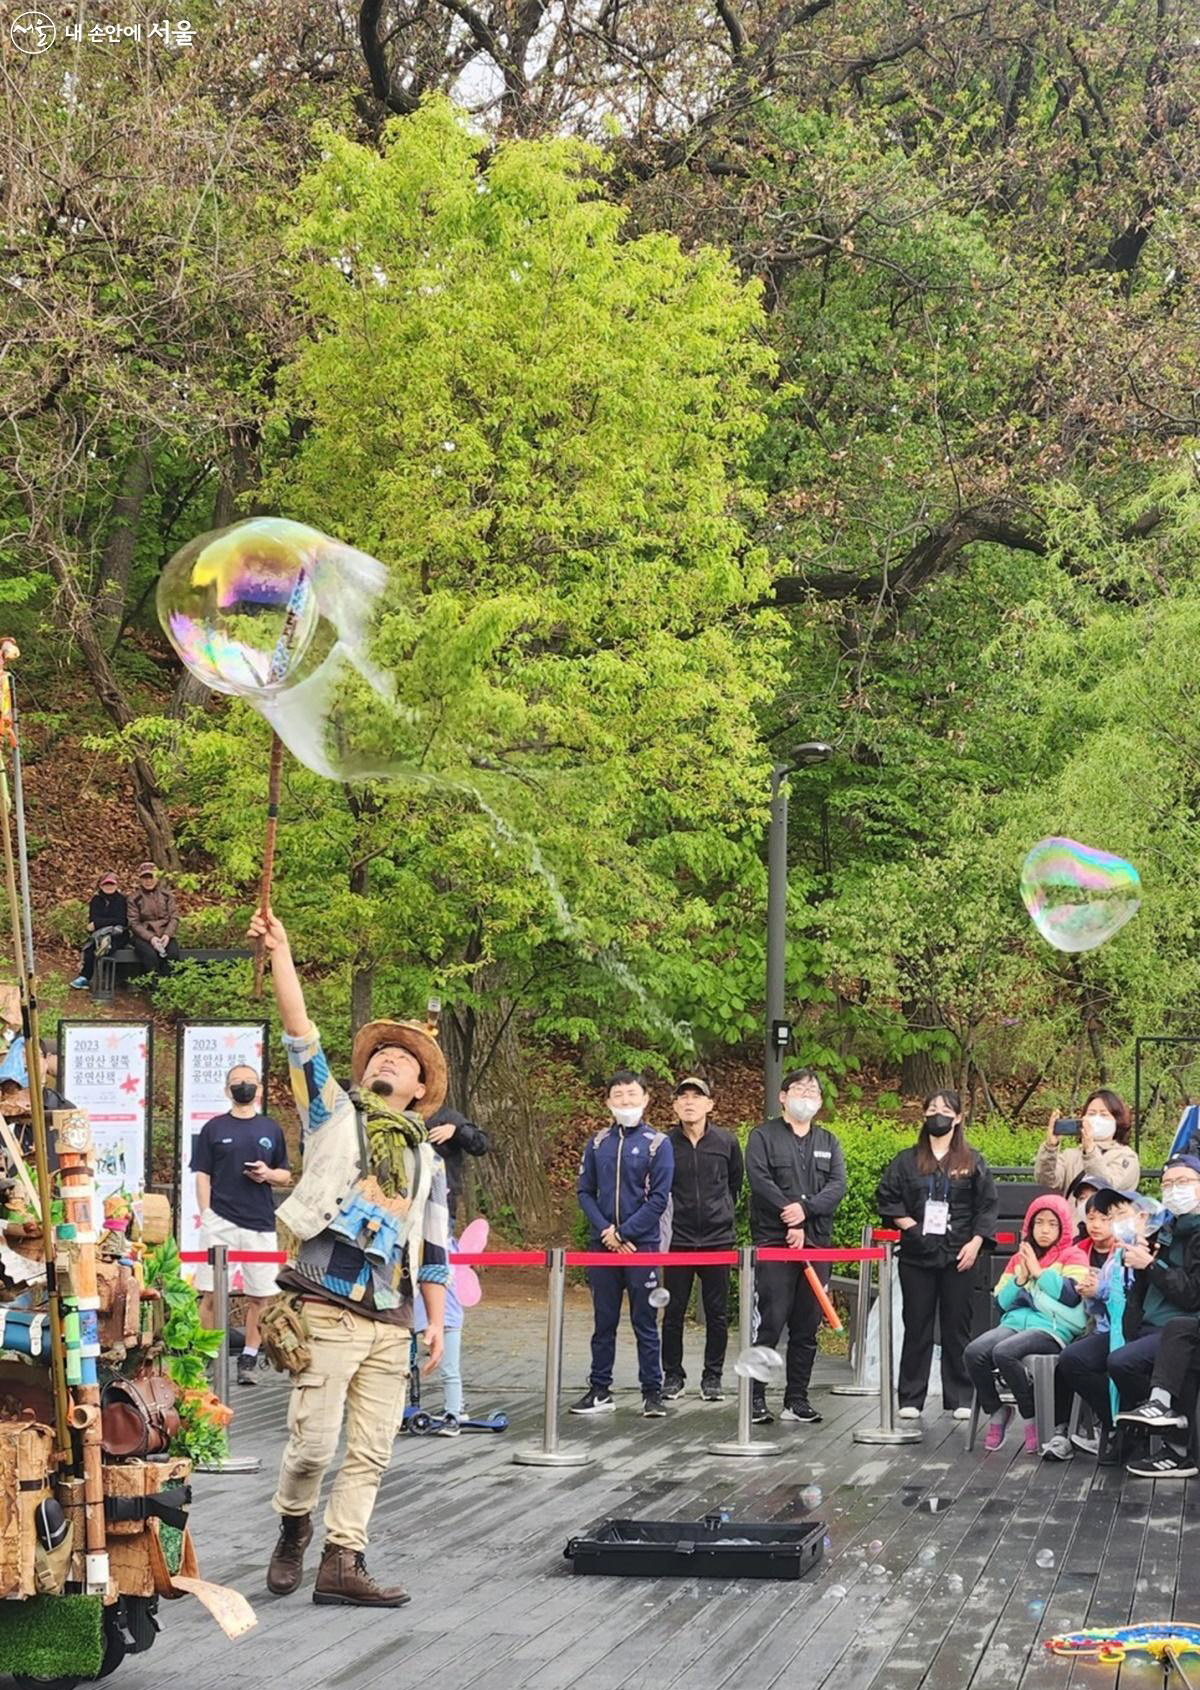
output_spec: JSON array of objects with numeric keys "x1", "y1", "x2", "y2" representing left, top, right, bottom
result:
[
  {"x1": 983, "y1": 1408, "x2": 1012, "y2": 1451},
  {"x1": 1023, "y1": 1422, "x2": 1040, "y2": 1455}
]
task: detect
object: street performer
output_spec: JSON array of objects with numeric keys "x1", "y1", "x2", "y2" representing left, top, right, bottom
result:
[{"x1": 249, "y1": 909, "x2": 448, "y2": 1609}]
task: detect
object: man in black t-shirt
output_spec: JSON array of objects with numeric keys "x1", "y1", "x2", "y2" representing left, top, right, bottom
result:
[{"x1": 191, "y1": 1064, "x2": 290, "y2": 1384}]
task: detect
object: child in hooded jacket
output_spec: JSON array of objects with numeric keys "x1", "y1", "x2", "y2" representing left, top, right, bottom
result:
[{"x1": 963, "y1": 1193, "x2": 1088, "y2": 1453}]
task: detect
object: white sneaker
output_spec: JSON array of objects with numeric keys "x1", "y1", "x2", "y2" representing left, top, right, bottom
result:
[
  {"x1": 898, "y1": 1406, "x2": 922, "y2": 1421},
  {"x1": 952, "y1": 1407, "x2": 972, "y2": 1421},
  {"x1": 1042, "y1": 1434, "x2": 1074, "y2": 1462}
]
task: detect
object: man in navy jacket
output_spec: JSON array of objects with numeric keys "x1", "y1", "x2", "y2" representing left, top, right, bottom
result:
[{"x1": 571, "y1": 1070, "x2": 674, "y2": 1418}]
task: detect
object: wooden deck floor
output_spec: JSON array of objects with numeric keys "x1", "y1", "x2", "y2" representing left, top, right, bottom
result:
[{"x1": 100, "y1": 1295, "x2": 1199, "y2": 1690}]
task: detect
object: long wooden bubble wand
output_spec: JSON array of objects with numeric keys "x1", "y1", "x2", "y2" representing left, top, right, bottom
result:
[{"x1": 251, "y1": 572, "x2": 308, "y2": 998}]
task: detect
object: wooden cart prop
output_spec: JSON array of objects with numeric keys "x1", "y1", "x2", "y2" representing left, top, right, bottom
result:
[{"x1": 0, "y1": 640, "x2": 255, "y2": 1687}]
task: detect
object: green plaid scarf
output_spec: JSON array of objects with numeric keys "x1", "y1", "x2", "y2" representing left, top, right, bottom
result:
[{"x1": 361, "y1": 1088, "x2": 427, "y2": 1198}]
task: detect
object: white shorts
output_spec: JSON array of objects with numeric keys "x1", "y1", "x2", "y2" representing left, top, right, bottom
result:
[{"x1": 193, "y1": 1210, "x2": 281, "y2": 1299}]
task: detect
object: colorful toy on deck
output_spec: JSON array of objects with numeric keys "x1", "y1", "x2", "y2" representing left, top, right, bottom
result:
[{"x1": 1045, "y1": 1624, "x2": 1200, "y2": 1664}]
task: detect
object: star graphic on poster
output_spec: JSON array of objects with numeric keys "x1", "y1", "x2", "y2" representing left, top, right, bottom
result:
[
  {"x1": 223, "y1": 1033, "x2": 239, "y2": 1048},
  {"x1": 119, "y1": 1074, "x2": 139, "y2": 1094},
  {"x1": 105, "y1": 1034, "x2": 123, "y2": 1051},
  {"x1": 138, "y1": 1043, "x2": 147, "y2": 1060}
]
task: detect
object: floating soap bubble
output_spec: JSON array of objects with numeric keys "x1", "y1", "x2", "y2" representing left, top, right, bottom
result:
[
  {"x1": 733, "y1": 1346, "x2": 785, "y2": 1382},
  {"x1": 1019, "y1": 837, "x2": 1141, "y2": 954},
  {"x1": 648, "y1": 1287, "x2": 671, "y2": 1309},
  {"x1": 823, "y1": 1534, "x2": 833, "y2": 1551},
  {"x1": 801, "y1": 1485, "x2": 823, "y2": 1510},
  {"x1": 824, "y1": 1583, "x2": 847, "y2": 1601},
  {"x1": 1028, "y1": 1599, "x2": 1046, "y2": 1619},
  {"x1": 1035, "y1": 1549, "x2": 1055, "y2": 1569},
  {"x1": 867, "y1": 1538, "x2": 884, "y2": 1555},
  {"x1": 157, "y1": 517, "x2": 407, "y2": 782},
  {"x1": 918, "y1": 1546, "x2": 938, "y2": 1564}
]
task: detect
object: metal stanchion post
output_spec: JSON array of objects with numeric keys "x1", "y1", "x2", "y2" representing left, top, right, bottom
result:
[
  {"x1": 832, "y1": 1224, "x2": 876, "y2": 1397},
  {"x1": 197, "y1": 1245, "x2": 261, "y2": 1474},
  {"x1": 709, "y1": 1246, "x2": 779, "y2": 1458},
  {"x1": 852, "y1": 1241, "x2": 921, "y2": 1445},
  {"x1": 513, "y1": 1247, "x2": 592, "y2": 1467}
]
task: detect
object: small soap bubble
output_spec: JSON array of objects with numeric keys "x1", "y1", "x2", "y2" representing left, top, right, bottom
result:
[
  {"x1": 870, "y1": 1563, "x2": 887, "y2": 1578},
  {"x1": 823, "y1": 1534, "x2": 833, "y2": 1551},
  {"x1": 945, "y1": 1574, "x2": 964, "y2": 1594},
  {"x1": 648, "y1": 1287, "x2": 671, "y2": 1309},
  {"x1": 867, "y1": 1538, "x2": 884, "y2": 1555},
  {"x1": 825, "y1": 1583, "x2": 847, "y2": 1601},
  {"x1": 918, "y1": 1546, "x2": 938, "y2": 1565},
  {"x1": 1019, "y1": 836, "x2": 1141, "y2": 953},
  {"x1": 801, "y1": 1484, "x2": 824, "y2": 1510},
  {"x1": 1035, "y1": 1549, "x2": 1055, "y2": 1569},
  {"x1": 733, "y1": 1345, "x2": 785, "y2": 1383},
  {"x1": 1028, "y1": 1599, "x2": 1046, "y2": 1619}
]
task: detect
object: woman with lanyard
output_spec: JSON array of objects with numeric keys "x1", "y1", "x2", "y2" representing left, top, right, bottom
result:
[{"x1": 876, "y1": 1091, "x2": 999, "y2": 1421}]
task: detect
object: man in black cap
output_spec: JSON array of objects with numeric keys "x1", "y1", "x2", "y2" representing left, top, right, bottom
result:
[{"x1": 661, "y1": 1077, "x2": 743, "y2": 1402}]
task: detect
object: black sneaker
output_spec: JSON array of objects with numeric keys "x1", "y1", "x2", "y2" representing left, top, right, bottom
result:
[
  {"x1": 662, "y1": 1375, "x2": 686, "y2": 1400},
  {"x1": 569, "y1": 1387, "x2": 615, "y2": 1415},
  {"x1": 780, "y1": 1401, "x2": 822, "y2": 1424},
  {"x1": 1116, "y1": 1399, "x2": 1188, "y2": 1430},
  {"x1": 237, "y1": 1352, "x2": 260, "y2": 1387},
  {"x1": 751, "y1": 1398, "x2": 774, "y2": 1426},
  {"x1": 642, "y1": 1392, "x2": 667, "y2": 1418},
  {"x1": 1127, "y1": 1448, "x2": 1199, "y2": 1479},
  {"x1": 700, "y1": 1377, "x2": 724, "y2": 1402}
]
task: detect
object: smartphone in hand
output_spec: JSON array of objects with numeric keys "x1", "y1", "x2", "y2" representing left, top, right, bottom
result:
[{"x1": 1053, "y1": 1117, "x2": 1082, "y2": 1137}]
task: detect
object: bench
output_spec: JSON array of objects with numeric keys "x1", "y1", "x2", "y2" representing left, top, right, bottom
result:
[{"x1": 92, "y1": 947, "x2": 252, "y2": 1003}]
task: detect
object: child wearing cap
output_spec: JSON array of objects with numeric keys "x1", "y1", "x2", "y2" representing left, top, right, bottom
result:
[
  {"x1": 661, "y1": 1077, "x2": 742, "y2": 1402},
  {"x1": 70, "y1": 871, "x2": 128, "y2": 989}
]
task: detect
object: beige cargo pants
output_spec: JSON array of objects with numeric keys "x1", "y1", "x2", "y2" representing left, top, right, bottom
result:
[{"x1": 272, "y1": 1300, "x2": 409, "y2": 1550}]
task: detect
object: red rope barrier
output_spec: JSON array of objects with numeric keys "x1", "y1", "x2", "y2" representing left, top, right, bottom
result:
[
  {"x1": 565, "y1": 1250, "x2": 740, "y2": 1268},
  {"x1": 756, "y1": 1247, "x2": 886, "y2": 1263}
]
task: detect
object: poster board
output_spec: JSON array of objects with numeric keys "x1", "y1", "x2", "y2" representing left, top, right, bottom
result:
[
  {"x1": 58, "y1": 1021, "x2": 152, "y2": 1228},
  {"x1": 175, "y1": 1021, "x2": 269, "y2": 1285}
]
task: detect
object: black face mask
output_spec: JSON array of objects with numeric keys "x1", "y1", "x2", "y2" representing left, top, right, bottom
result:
[
  {"x1": 924, "y1": 1113, "x2": 954, "y2": 1136},
  {"x1": 229, "y1": 1081, "x2": 257, "y2": 1106}
]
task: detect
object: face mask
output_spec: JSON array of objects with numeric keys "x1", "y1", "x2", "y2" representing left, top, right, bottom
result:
[
  {"x1": 229, "y1": 1081, "x2": 257, "y2": 1106},
  {"x1": 1084, "y1": 1113, "x2": 1116, "y2": 1142},
  {"x1": 924, "y1": 1113, "x2": 954, "y2": 1136},
  {"x1": 785, "y1": 1097, "x2": 819, "y2": 1124},
  {"x1": 611, "y1": 1105, "x2": 642, "y2": 1128},
  {"x1": 1164, "y1": 1186, "x2": 1199, "y2": 1216}
]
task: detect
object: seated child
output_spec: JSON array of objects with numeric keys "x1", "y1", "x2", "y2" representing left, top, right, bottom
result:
[{"x1": 964, "y1": 1194, "x2": 1088, "y2": 1453}]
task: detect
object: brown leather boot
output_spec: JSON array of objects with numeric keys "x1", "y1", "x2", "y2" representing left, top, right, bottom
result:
[
  {"x1": 266, "y1": 1513, "x2": 313, "y2": 1595},
  {"x1": 312, "y1": 1543, "x2": 411, "y2": 1607}
]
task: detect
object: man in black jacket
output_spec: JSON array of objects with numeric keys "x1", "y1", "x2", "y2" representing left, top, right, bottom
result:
[
  {"x1": 662, "y1": 1077, "x2": 743, "y2": 1403},
  {"x1": 426, "y1": 1106, "x2": 490, "y2": 1222},
  {"x1": 745, "y1": 1069, "x2": 847, "y2": 1425}
]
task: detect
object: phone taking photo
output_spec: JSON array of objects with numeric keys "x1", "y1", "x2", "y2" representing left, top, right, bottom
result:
[{"x1": 1053, "y1": 1117, "x2": 1082, "y2": 1138}]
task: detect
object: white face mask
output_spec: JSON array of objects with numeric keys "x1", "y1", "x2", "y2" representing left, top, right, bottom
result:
[
  {"x1": 1084, "y1": 1113, "x2": 1116, "y2": 1142},
  {"x1": 611, "y1": 1105, "x2": 642, "y2": 1129},
  {"x1": 785, "y1": 1096, "x2": 819, "y2": 1124},
  {"x1": 1164, "y1": 1185, "x2": 1199, "y2": 1216}
]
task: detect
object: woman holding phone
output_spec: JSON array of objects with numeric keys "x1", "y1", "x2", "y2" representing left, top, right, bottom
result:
[{"x1": 1033, "y1": 1090, "x2": 1139, "y2": 1196}]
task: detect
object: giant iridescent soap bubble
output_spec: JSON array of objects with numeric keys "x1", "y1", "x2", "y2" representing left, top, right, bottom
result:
[
  {"x1": 157, "y1": 517, "x2": 401, "y2": 781},
  {"x1": 1019, "y1": 837, "x2": 1141, "y2": 953}
]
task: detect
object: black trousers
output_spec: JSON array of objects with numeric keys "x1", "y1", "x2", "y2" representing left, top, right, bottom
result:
[
  {"x1": 1056, "y1": 1324, "x2": 1160, "y2": 1430},
  {"x1": 897, "y1": 1258, "x2": 976, "y2": 1411},
  {"x1": 1152, "y1": 1316, "x2": 1200, "y2": 1401},
  {"x1": 753, "y1": 1258, "x2": 830, "y2": 1407},
  {"x1": 130, "y1": 935, "x2": 180, "y2": 976},
  {"x1": 661, "y1": 1263, "x2": 731, "y2": 1383}
]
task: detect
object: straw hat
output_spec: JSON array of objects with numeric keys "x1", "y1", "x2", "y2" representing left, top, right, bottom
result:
[{"x1": 350, "y1": 1019, "x2": 447, "y2": 1118}]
